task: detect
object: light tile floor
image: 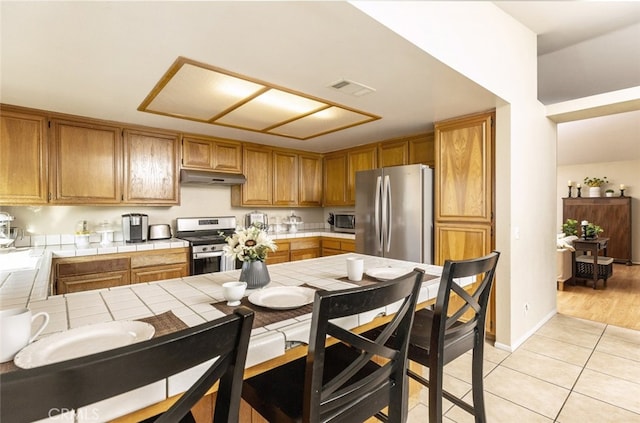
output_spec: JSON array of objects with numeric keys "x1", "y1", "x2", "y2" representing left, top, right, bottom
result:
[{"x1": 407, "y1": 314, "x2": 640, "y2": 422}]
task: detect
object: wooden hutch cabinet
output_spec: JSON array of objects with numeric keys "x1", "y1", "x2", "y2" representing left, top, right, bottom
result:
[{"x1": 562, "y1": 197, "x2": 632, "y2": 264}]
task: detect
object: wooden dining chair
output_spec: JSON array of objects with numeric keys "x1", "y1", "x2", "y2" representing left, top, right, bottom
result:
[
  {"x1": 241, "y1": 268, "x2": 425, "y2": 423},
  {"x1": 407, "y1": 251, "x2": 500, "y2": 423},
  {"x1": 0, "y1": 308, "x2": 254, "y2": 423}
]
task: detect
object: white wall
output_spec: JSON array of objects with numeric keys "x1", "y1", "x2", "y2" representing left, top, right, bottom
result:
[
  {"x1": 2, "y1": 185, "x2": 327, "y2": 236},
  {"x1": 352, "y1": 1, "x2": 559, "y2": 349},
  {"x1": 557, "y1": 159, "x2": 639, "y2": 263}
]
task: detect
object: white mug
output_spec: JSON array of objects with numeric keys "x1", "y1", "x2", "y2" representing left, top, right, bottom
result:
[
  {"x1": 0, "y1": 308, "x2": 50, "y2": 363},
  {"x1": 222, "y1": 282, "x2": 247, "y2": 306},
  {"x1": 346, "y1": 257, "x2": 364, "y2": 282}
]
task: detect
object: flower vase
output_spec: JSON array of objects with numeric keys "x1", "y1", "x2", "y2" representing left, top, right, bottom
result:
[
  {"x1": 588, "y1": 187, "x2": 601, "y2": 197},
  {"x1": 239, "y1": 260, "x2": 270, "y2": 289}
]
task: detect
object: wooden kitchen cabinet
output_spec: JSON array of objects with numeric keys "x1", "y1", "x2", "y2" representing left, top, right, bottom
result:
[
  {"x1": 123, "y1": 128, "x2": 180, "y2": 205},
  {"x1": 265, "y1": 240, "x2": 290, "y2": 264},
  {"x1": 378, "y1": 140, "x2": 408, "y2": 168},
  {"x1": 298, "y1": 153, "x2": 323, "y2": 206},
  {"x1": 273, "y1": 150, "x2": 298, "y2": 206},
  {"x1": 323, "y1": 145, "x2": 376, "y2": 206},
  {"x1": 323, "y1": 153, "x2": 348, "y2": 206},
  {"x1": 408, "y1": 132, "x2": 435, "y2": 167},
  {"x1": 347, "y1": 146, "x2": 377, "y2": 204},
  {"x1": 233, "y1": 146, "x2": 321, "y2": 208},
  {"x1": 0, "y1": 107, "x2": 49, "y2": 204},
  {"x1": 232, "y1": 144, "x2": 273, "y2": 206},
  {"x1": 130, "y1": 248, "x2": 190, "y2": 283},
  {"x1": 55, "y1": 256, "x2": 130, "y2": 294},
  {"x1": 290, "y1": 237, "x2": 320, "y2": 261},
  {"x1": 53, "y1": 248, "x2": 189, "y2": 294},
  {"x1": 182, "y1": 135, "x2": 242, "y2": 173},
  {"x1": 49, "y1": 118, "x2": 122, "y2": 204},
  {"x1": 321, "y1": 237, "x2": 355, "y2": 256},
  {"x1": 434, "y1": 111, "x2": 495, "y2": 337}
]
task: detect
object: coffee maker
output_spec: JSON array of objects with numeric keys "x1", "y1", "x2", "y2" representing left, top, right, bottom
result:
[{"x1": 122, "y1": 213, "x2": 148, "y2": 243}]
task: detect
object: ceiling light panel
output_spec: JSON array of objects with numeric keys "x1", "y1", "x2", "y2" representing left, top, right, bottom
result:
[
  {"x1": 215, "y1": 89, "x2": 327, "y2": 130},
  {"x1": 139, "y1": 57, "x2": 380, "y2": 140},
  {"x1": 143, "y1": 63, "x2": 265, "y2": 121},
  {"x1": 269, "y1": 107, "x2": 376, "y2": 139}
]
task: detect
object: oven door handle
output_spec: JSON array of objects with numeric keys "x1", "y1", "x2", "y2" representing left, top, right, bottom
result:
[{"x1": 193, "y1": 251, "x2": 224, "y2": 259}]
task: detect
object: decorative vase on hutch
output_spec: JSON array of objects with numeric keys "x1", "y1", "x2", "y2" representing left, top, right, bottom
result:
[
  {"x1": 588, "y1": 187, "x2": 601, "y2": 197},
  {"x1": 239, "y1": 260, "x2": 271, "y2": 289}
]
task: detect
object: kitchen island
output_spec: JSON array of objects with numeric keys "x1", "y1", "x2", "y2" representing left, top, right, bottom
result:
[{"x1": 0, "y1": 252, "x2": 446, "y2": 422}]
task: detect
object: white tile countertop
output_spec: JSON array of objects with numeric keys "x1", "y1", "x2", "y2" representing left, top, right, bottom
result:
[
  {"x1": 1, "y1": 254, "x2": 445, "y2": 422},
  {"x1": 4, "y1": 235, "x2": 460, "y2": 422},
  {"x1": 0, "y1": 231, "x2": 354, "y2": 308},
  {"x1": 0, "y1": 239, "x2": 190, "y2": 307}
]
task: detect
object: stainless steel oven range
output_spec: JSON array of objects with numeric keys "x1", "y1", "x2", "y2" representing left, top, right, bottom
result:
[{"x1": 175, "y1": 216, "x2": 238, "y2": 276}]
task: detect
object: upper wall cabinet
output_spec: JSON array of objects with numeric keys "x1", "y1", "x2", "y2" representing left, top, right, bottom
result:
[
  {"x1": 378, "y1": 140, "x2": 408, "y2": 168},
  {"x1": 322, "y1": 145, "x2": 377, "y2": 206},
  {"x1": 323, "y1": 153, "x2": 348, "y2": 206},
  {"x1": 298, "y1": 153, "x2": 323, "y2": 207},
  {"x1": 50, "y1": 118, "x2": 122, "y2": 204},
  {"x1": 2, "y1": 105, "x2": 182, "y2": 206},
  {"x1": 273, "y1": 149, "x2": 298, "y2": 206},
  {"x1": 182, "y1": 135, "x2": 242, "y2": 174},
  {"x1": 0, "y1": 107, "x2": 49, "y2": 204},
  {"x1": 123, "y1": 129, "x2": 180, "y2": 205},
  {"x1": 435, "y1": 113, "x2": 493, "y2": 224},
  {"x1": 377, "y1": 132, "x2": 435, "y2": 169},
  {"x1": 232, "y1": 145, "x2": 322, "y2": 207},
  {"x1": 347, "y1": 146, "x2": 377, "y2": 204},
  {"x1": 232, "y1": 144, "x2": 273, "y2": 206},
  {"x1": 408, "y1": 132, "x2": 435, "y2": 167}
]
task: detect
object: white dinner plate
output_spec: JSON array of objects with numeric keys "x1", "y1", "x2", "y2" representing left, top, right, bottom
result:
[
  {"x1": 365, "y1": 267, "x2": 412, "y2": 281},
  {"x1": 248, "y1": 286, "x2": 316, "y2": 310},
  {"x1": 14, "y1": 321, "x2": 155, "y2": 369}
]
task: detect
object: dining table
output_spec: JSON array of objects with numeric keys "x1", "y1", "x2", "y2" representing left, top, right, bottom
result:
[{"x1": 0, "y1": 253, "x2": 459, "y2": 423}]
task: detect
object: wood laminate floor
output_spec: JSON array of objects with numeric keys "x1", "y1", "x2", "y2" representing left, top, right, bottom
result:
[{"x1": 557, "y1": 263, "x2": 640, "y2": 331}]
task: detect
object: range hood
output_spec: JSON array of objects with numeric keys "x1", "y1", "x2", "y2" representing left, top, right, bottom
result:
[{"x1": 180, "y1": 169, "x2": 246, "y2": 185}]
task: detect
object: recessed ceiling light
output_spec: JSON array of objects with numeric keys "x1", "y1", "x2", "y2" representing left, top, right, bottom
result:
[{"x1": 138, "y1": 57, "x2": 380, "y2": 140}]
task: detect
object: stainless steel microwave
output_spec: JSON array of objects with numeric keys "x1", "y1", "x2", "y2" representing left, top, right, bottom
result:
[{"x1": 333, "y1": 213, "x2": 355, "y2": 233}]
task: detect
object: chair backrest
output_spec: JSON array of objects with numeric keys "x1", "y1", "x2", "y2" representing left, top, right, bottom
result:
[
  {"x1": 303, "y1": 268, "x2": 425, "y2": 422},
  {"x1": 432, "y1": 251, "x2": 500, "y2": 366},
  {"x1": 0, "y1": 308, "x2": 254, "y2": 423}
]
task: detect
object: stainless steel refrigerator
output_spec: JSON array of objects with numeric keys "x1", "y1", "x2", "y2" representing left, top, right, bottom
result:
[{"x1": 355, "y1": 164, "x2": 433, "y2": 263}]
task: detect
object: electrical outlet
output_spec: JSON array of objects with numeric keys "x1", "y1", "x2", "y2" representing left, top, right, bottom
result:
[{"x1": 524, "y1": 303, "x2": 530, "y2": 314}]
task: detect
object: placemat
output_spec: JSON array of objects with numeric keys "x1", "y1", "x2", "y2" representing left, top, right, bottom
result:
[
  {"x1": 212, "y1": 284, "x2": 318, "y2": 329},
  {"x1": 337, "y1": 272, "x2": 439, "y2": 285},
  {"x1": 138, "y1": 310, "x2": 189, "y2": 338}
]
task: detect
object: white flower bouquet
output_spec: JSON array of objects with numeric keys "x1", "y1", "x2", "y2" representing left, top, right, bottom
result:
[{"x1": 223, "y1": 226, "x2": 277, "y2": 262}]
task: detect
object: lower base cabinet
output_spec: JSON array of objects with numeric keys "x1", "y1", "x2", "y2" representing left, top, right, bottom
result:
[
  {"x1": 265, "y1": 237, "x2": 323, "y2": 264},
  {"x1": 289, "y1": 238, "x2": 320, "y2": 261},
  {"x1": 53, "y1": 248, "x2": 189, "y2": 294},
  {"x1": 56, "y1": 257, "x2": 130, "y2": 295},
  {"x1": 130, "y1": 249, "x2": 190, "y2": 283},
  {"x1": 266, "y1": 240, "x2": 290, "y2": 264},
  {"x1": 130, "y1": 263, "x2": 189, "y2": 284},
  {"x1": 321, "y1": 237, "x2": 355, "y2": 256}
]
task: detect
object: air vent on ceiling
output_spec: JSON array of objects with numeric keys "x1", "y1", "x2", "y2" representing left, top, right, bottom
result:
[{"x1": 329, "y1": 79, "x2": 376, "y2": 97}]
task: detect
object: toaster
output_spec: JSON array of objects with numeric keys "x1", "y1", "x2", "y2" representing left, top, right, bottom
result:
[{"x1": 148, "y1": 224, "x2": 172, "y2": 240}]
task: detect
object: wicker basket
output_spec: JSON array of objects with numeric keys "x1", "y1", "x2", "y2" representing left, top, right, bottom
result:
[{"x1": 575, "y1": 255, "x2": 613, "y2": 281}]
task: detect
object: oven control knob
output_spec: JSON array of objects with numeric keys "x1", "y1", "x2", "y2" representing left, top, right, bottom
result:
[{"x1": 202, "y1": 246, "x2": 208, "y2": 252}]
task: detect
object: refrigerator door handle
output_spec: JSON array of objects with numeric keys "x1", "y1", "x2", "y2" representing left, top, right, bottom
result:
[
  {"x1": 375, "y1": 175, "x2": 383, "y2": 252},
  {"x1": 384, "y1": 174, "x2": 392, "y2": 252}
]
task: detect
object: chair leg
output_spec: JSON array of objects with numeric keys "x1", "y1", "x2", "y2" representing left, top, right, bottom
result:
[
  {"x1": 429, "y1": 364, "x2": 444, "y2": 423},
  {"x1": 471, "y1": 346, "x2": 487, "y2": 423}
]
